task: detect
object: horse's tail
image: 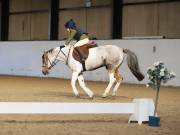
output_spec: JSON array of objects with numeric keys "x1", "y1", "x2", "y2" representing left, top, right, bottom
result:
[{"x1": 123, "y1": 49, "x2": 144, "y2": 81}]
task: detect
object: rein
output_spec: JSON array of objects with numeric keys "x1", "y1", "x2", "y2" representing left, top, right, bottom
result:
[
  {"x1": 48, "y1": 49, "x2": 61, "y2": 69},
  {"x1": 45, "y1": 45, "x2": 72, "y2": 70},
  {"x1": 58, "y1": 45, "x2": 72, "y2": 66}
]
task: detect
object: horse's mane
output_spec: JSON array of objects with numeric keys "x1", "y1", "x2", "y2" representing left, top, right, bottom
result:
[
  {"x1": 47, "y1": 49, "x2": 54, "y2": 54},
  {"x1": 42, "y1": 49, "x2": 54, "y2": 65}
]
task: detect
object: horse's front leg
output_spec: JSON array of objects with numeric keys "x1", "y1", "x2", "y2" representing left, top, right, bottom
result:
[
  {"x1": 71, "y1": 72, "x2": 80, "y2": 97},
  {"x1": 78, "y1": 74, "x2": 94, "y2": 98}
]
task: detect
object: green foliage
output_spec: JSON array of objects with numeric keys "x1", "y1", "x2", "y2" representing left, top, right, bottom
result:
[{"x1": 146, "y1": 61, "x2": 175, "y2": 89}]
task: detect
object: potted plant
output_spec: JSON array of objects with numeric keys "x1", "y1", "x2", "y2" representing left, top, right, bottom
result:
[{"x1": 146, "y1": 61, "x2": 175, "y2": 127}]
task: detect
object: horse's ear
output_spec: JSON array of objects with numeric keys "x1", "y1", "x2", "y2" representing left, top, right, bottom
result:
[{"x1": 60, "y1": 45, "x2": 65, "y2": 50}]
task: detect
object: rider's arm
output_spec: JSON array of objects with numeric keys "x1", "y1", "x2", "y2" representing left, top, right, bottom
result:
[{"x1": 65, "y1": 29, "x2": 77, "y2": 46}]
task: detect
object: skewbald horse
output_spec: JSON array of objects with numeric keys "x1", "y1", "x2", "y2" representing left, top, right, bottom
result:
[{"x1": 42, "y1": 45, "x2": 144, "y2": 98}]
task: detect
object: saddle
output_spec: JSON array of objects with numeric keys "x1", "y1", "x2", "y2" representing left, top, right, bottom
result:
[{"x1": 72, "y1": 41, "x2": 97, "y2": 71}]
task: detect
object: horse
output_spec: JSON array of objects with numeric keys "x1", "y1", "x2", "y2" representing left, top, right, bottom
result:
[{"x1": 42, "y1": 44, "x2": 144, "y2": 98}]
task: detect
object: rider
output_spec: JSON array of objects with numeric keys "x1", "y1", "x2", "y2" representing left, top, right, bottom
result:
[
  {"x1": 64, "y1": 19, "x2": 94, "y2": 47},
  {"x1": 64, "y1": 19, "x2": 96, "y2": 70}
]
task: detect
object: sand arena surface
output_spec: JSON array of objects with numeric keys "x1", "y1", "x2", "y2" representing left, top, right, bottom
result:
[{"x1": 0, "y1": 76, "x2": 180, "y2": 135}]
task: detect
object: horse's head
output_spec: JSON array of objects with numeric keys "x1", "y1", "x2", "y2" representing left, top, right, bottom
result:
[
  {"x1": 42, "y1": 51, "x2": 50, "y2": 75},
  {"x1": 42, "y1": 46, "x2": 68, "y2": 75}
]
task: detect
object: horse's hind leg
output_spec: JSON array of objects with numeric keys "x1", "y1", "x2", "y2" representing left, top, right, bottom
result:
[
  {"x1": 112, "y1": 69, "x2": 123, "y2": 96},
  {"x1": 102, "y1": 72, "x2": 116, "y2": 98},
  {"x1": 78, "y1": 74, "x2": 94, "y2": 98}
]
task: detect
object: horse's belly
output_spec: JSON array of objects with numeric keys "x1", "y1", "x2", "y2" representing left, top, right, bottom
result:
[
  {"x1": 85, "y1": 49, "x2": 105, "y2": 70},
  {"x1": 85, "y1": 58, "x2": 104, "y2": 70}
]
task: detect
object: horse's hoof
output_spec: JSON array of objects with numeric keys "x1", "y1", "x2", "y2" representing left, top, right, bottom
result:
[
  {"x1": 102, "y1": 94, "x2": 107, "y2": 98},
  {"x1": 74, "y1": 93, "x2": 80, "y2": 97},
  {"x1": 89, "y1": 94, "x2": 94, "y2": 99},
  {"x1": 89, "y1": 96, "x2": 94, "y2": 100},
  {"x1": 112, "y1": 92, "x2": 116, "y2": 96}
]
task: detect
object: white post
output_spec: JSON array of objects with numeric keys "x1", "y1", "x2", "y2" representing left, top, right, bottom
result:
[{"x1": 129, "y1": 98, "x2": 155, "y2": 124}]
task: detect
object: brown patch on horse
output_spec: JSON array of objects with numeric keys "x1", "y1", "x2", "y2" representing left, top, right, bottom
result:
[{"x1": 114, "y1": 68, "x2": 123, "y2": 81}]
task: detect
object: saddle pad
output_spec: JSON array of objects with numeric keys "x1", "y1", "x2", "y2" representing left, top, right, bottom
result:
[{"x1": 72, "y1": 45, "x2": 90, "y2": 63}]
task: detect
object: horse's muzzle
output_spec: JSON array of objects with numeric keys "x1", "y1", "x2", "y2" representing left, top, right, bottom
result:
[
  {"x1": 42, "y1": 70, "x2": 49, "y2": 75},
  {"x1": 42, "y1": 66, "x2": 49, "y2": 75}
]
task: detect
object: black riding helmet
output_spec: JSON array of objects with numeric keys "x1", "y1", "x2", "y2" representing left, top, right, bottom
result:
[{"x1": 65, "y1": 19, "x2": 76, "y2": 29}]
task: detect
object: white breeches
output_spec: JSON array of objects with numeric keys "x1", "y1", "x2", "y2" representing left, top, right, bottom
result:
[{"x1": 74, "y1": 38, "x2": 89, "y2": 47}]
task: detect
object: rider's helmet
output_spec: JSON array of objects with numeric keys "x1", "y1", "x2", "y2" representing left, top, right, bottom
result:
[{"x1": 65, "y1": 19, "x2": 76, "y2": 29}]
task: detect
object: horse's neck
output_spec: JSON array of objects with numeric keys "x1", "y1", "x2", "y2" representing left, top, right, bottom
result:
[
  {"x1": 64, "y1": 46, "x2": 71, "y2": 54},
  {"x1": 57, "y1": 46, "x2": 71, "y2": 64},
  {"x1": 47, "y1": 48, "x2": 58, "y2": 61}
]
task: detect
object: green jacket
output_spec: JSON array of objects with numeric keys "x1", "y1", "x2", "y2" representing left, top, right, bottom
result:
[{"x1": 65, "y1": 29, "x2": 89, "y2": 45}]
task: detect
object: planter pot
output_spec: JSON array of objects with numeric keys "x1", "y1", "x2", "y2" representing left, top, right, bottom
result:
[{"x1": 149, "y1": 116, "x2": 160, "y2": 127}]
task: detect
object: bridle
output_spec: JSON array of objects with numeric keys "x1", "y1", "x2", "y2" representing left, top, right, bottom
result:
[
  {"x1": 48, "y1": 49, "x2": 61, "y2": 69},
  {"x1": 42, "y1": 45, "x2": 71, "y2": 70}
]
